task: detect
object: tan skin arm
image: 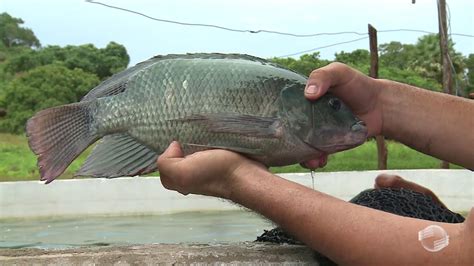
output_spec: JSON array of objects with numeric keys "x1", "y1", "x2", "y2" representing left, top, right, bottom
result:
[
  {"x1": 380, "y1": 79, "x2": 474, "y2": 169},
  {"x1": 231, "y1": 168, "x2": 472, "y2": 265},
  {"x1": 158, "y1": 142, "x2": 472, "y2": 265},
  {"x1": 157, "y1": 63, "x2": 474, "y2": 264}
]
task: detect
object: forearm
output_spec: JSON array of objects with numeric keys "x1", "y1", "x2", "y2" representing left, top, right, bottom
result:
[
  {"x1": 230, "y1": 167, "x2": 466, "y2": 265},
  {"x1": 377, "y1": 79, "x2": 474, "y2": 169}
]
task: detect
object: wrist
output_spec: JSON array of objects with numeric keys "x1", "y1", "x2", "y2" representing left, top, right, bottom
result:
[
  {"x1": 374, "y1": 79, "x2": 396, "y2": 138},
  {"x1": 225, "y1": 161, "x2": 269, "y2": 201},
  {"x1": 376, "y1": 78, "x2": 416, "y2": 141}
]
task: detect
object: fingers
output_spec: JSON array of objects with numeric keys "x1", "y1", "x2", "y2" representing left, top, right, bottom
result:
[
  {"x1": 374, "y1": 174, "x2": 403, "y2": 189},
  {"x1": 375, "y1": 174, "x2": 447, "y2": 208},
  {"x1": 161, "y1": 141, "x2": 184, "y2": 158},
  {"x1": 157, "y1": 141, "x2": 189, "y2": 194},
  {"x1": 300, "y1": 154, "x2": 328, "y2": 170},
  {"x1": 157, "y1": 141, "x2": 184, "y2": 170},
  {"x1": 305, "y1": 62, "x2": 351, "y2": 101}
]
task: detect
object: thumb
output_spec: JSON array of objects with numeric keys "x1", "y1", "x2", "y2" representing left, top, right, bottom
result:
[
  {"x1": 161, "y1": 141, "x2": 184, "y2": 159},
  {"x1": 374, "y1": 174, "x2": 401, "y2": 189},
  {"x1": 305, "y1": 82, "x2": 328, "y2": 101},
  {"x1": 305, "y1": 70, "x2": 331, "y2": 101},
  {"x1": 157, "y1": 141, "x2": 184, "y2": 171},
  {"x1": 305, "y1": 62, "x2": 352, "y2": 101}
]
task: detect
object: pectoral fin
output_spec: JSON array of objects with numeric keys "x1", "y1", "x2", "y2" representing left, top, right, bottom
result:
[
  {"x1": 76, "y1": 134, "x2": 158, "y2": 178},
  {"x1": 174, "y1": 113, "x2": 281, "y2": 138}
]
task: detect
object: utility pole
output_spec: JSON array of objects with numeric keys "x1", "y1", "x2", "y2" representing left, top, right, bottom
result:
[
  {"x1": 437, "y1": 0, "x2": 452, "y2": 168},
  {"x1": 368, "y1": 24, "x2": 387, "y2": 170}
]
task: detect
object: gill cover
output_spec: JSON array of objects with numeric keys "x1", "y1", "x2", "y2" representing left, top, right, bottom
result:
[
  {"x1": 280, "y1": 84, "x2": 313, "y2": 144},
  {"x1": 280, "y1": 85, "x2": 364, "y2": 152}
]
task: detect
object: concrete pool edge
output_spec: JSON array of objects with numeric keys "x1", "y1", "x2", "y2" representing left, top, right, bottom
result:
[
  {"x1": 0, "y1": 242, "x2": 318, "y2": 265},
  {"x1": 1, "y1": 169, "x2": 472, "y2": 219}
]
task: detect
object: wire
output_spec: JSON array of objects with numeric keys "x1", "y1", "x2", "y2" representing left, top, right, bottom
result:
[
  {"x1": 85, "y1": 0, "x2": 249, "y2": 34},
  {"x1": 379, "y1": 29, "x2": 434, "y2": 34},
  {"x1": 277, "y1": 37, "x2": 369, "y2": 58},
  {"x1": 86, "y1": 0, "x2": 472, "y2": 87},
  {"x1": 85, "y1": 0, "x2": 474, "y2": 38},
  {"x1": 380, "y1": 28, "x2": 473, "y2": 37},
  {"x1": 85, "y1": 0, "x2": 366, "y2": 37}
]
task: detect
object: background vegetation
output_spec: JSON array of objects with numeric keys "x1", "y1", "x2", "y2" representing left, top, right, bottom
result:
[
  {"x1": 0, "y1": 12, "x2": 471, "y2": 181},
  {"x1": 0, "y1": 12, "x2": 130, "y2": 133},
  {"x1": 0, "y1": 133, "x2": 460, "y2": 182}
]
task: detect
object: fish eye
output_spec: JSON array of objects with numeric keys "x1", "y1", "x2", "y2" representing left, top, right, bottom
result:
[{"x1": 328, "y1": 98, "x2": 341, "y2": 111}]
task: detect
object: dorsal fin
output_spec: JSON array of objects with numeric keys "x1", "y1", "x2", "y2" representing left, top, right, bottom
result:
[
  {"x1": 80, "y1": 53, "x2": 299, "y2": 101},
  {"x1": 148, "y1": 53, "x2": 272, "y2": 64},
  {"x1": 80, "y1": 59, "x2": 157, "y2": 101}
]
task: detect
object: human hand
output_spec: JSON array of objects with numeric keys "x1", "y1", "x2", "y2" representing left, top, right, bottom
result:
[
  {"x1": 305, "y1": 62, "x2": 382, "y2": 137},
  {"x1": 300, "y1": 63, "x2": 381, "y2": 169},
  {"x1": 375, "y1": 174, "x2": 446, "y2": 208},
  {"x1": 157, "y1": 141, "x2": 266, "y2": 199}
]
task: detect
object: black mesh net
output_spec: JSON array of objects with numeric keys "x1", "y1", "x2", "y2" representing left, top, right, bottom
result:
[{"x1": 255, "y1": 188, "x2": 465, "y2": 265}]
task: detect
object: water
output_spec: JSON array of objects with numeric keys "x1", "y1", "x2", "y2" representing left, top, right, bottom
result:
[{"x1": 0, "y1": 210, "x2": 273, "y2": 249}]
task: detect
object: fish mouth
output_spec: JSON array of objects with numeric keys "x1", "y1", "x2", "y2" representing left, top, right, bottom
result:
[
  {"x1": 314, "y1": 140, "x2": 365, "y2": 153},
  {"x1": 301, "y1": 120, "x2": 368, "y2": 154},
  {"x1": 309, "y1": 125, "x2": 368, "y2": 153}
]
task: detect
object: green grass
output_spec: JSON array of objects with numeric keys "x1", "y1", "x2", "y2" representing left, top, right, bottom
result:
[
  {"x1": 0, "y1": 133, "x2": 462, "y2": 182},
  {"x1": 270, "y1": 140, "x2": 462, "y2": 173},
  {"x1": 0, "y1": 133, "x2": 93, "y2": 182}
]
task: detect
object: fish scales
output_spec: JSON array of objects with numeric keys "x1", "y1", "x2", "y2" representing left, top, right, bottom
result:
[
  {"x1": 26, "y1": 53, "x2": 367, "y2": 183},
  {"x1": 94, "y1": 58, "x2": 301, "y2": 154}
]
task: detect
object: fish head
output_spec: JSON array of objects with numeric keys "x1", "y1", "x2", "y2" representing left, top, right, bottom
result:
[{"x1": 281, "y1": 85, "x2": 368, "y2": 154}]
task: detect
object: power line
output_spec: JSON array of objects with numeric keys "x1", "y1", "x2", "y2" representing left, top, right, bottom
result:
[
  {"x1": 379, "y1": 29, "x2": 434, "y2": 35},
  {"x1": 85, "y1": 0, "x2": 366, "y2": 37},
  {"x1": 85, "y1": 0, "x2": 249, "y2": 34},
  {"x1": 378, "y1": 28, "x2": 474, "y2": 37},
  {"x1": 277, "y1": 37, "x2": 369, "y2": 58},
  {"x1": 85, "y1": 0, "x2": 474, "y2": 38}
]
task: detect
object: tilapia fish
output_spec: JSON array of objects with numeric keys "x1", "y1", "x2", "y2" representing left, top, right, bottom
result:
[{"x1": 27, "y1": 53, "x2": 367, "y2": 183}]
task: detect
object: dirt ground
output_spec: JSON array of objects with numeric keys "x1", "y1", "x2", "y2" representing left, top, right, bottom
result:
[{"x1": 0, "y1": 242, "x2": 318, "y2": 265}]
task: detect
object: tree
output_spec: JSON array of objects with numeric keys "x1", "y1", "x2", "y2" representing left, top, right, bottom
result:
[
  {"x1": 270, "y1": 52, "x2": 330, "y2": 77},
  {"x1": 0, "y1": 64, "x2": 99, "y2": 133},
  {"x1": 379, "y1": 41, "x2": 416, "y2": 70},
  {"x1": 335, "y1": 49, "x2": 370, "y2": 67},
  {"x1": 465, "y1": 54, "x2": 474, "y2": 96},
  {"x1": 101, "y1": 41, "x2": 130, "y2": 76},
  {"x1": 4, "y1": 42, "x2": 129, "y2": 80},
  {"x1": 379, "y1": 67, "x2": 441, "y2": 92},
  {"x1": 333, "y1": 49, "x2": 370, "y2": 74},
  {"x1": 0, "y1": 13, "x2": 130, "y2": 134},
  {"x1": 380, "y1": 34, "x2": 465, "y2": 88},
  {"x1": 272, "y1": 45, "x2": 444, "y2": 92},
  {"x1": 330, "y1": 35, "x2": 467, "y2": 95},
  {"x1": 0, "y1": 13, "x2": 40, "y2": 48}
]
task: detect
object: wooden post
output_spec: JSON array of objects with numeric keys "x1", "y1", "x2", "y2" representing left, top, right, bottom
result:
[
  {"x1": 368, "y1": 24, "x2": 387, "y2": 170},
  {"x1": 437, "y1": 0, "x2": 452, "y2": 169}
]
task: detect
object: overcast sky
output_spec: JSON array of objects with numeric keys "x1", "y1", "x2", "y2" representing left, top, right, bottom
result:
[{"x1": 1, "y1": 0, "x2": 473, "y2": 66}]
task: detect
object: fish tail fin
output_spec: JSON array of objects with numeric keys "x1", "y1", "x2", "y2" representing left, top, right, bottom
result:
[{"x1": 26, "y1": 101, "x2": 98, "y2": 184}]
